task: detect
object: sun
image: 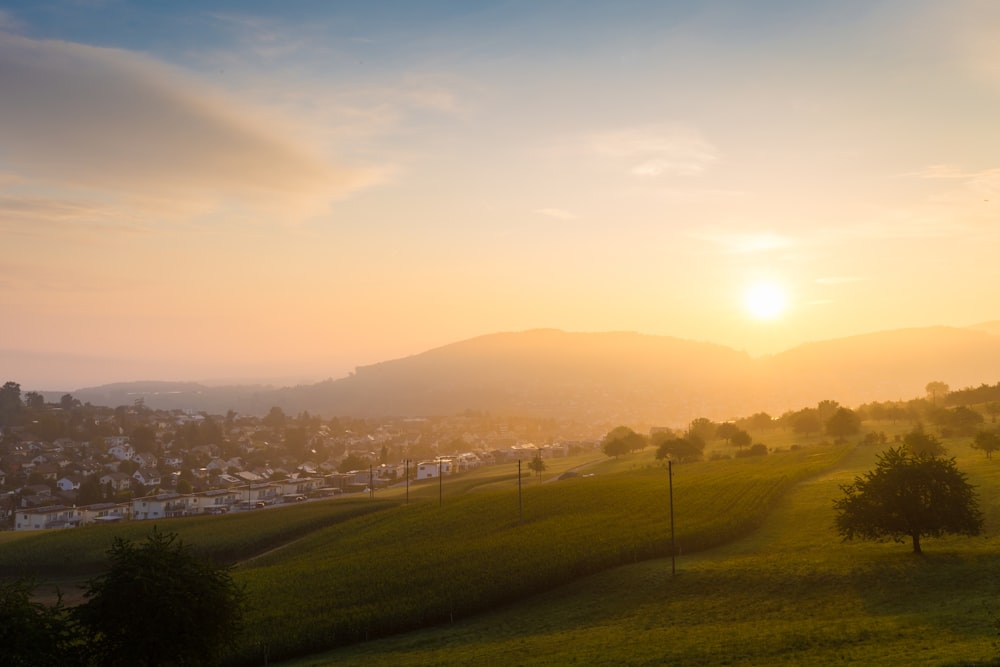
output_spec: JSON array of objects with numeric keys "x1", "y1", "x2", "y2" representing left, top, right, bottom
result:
[{"x1": 743, "y1": 281, "x2": 788, "y2": 320}]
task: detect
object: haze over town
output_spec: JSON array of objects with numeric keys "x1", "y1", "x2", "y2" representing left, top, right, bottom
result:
[{"x1": 2, "y1": 1, "x2": 999, "y2": 390}]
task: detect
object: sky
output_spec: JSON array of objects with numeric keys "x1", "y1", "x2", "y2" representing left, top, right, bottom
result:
[{"x1": 2, "y1": 0, "x2": 999, "y2": 390}]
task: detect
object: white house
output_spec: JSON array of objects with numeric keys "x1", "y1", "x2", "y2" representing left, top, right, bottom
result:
[
  {"x1": 190, "y1": 489, "x2": 241, "y2": 514},
  {"x1": 416, "y1": 458, "x2": 454, "y2": 480},
  {"x1": 108, "y1": 443, "x2": 136, "y2": 461},
  {"x1": 132, "y1": 493, "x2": 191, "y2": 520},
  {"x1": 133, "y1": 468, "x2": 162, "y2": 488},
  {"x1": 15, "y1": 505, "x2": 81, "y2": 531},
  {"x1": 56, "y1": 475, "x2": 83, "y2": 492},
  {"x1": 79, "y1": 502, "x2": 129, "y2": 525},
  {"x1": 100, "y1": 472, "x2": 132, "y2": 493}
]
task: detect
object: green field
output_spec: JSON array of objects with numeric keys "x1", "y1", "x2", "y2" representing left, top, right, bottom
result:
[
  {"x1": 271, "y1": 441, "x2": 1000, "y2": 667},
  {"x1": 5, "y1": 436, "x2": 999, "y2": 666}
]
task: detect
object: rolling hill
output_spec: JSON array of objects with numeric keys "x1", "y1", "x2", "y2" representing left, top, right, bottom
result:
[{"x1": 58, "y1": 325, "x2": 1000, "y2": 424}]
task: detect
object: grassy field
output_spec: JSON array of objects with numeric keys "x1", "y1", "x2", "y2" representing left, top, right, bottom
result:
[
  {"x1": 227, "y1": 444, "x2": 849, "y2": 664},
  {"x1": 6, "y1": 432, "x2": 997, "y2": 666},
  {"x1": 273, "y1": 439, "x2": 1000, "y2": 667}
]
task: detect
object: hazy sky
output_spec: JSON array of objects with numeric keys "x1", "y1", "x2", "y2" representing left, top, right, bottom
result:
[{"x1": 2, "y1": 1, "x2": 999, "y2": 389}]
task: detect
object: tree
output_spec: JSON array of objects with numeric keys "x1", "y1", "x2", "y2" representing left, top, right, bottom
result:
[
  {"x1": 338, "y1": 453, "x2": 370, "y2": 472},
  {"x1": 731, "y1": 428, "x2": 752, "y2": 450},
  {"x1": 24, "y1": 391, "x2": 44, "y2": 410},
  {"x1": 74, "y1": 528, "x2": 244, "y2": 666},
  {"x1": 601, "y1": 426, "x2": 645, "y2": 459},
  {"x1": 654, "y1": 437, "x2": 704, "y2": 463},
  {"x1": 130, "y1": 425, "x2": 158, "y2": 453},
  {"x1": 790, "y1": 408, "x2": 821, "y2": 436},
  {"x1": 0, "y1": 381, "x2": 22, "y2": 427},
  {"x1": 833, "y1": 447, "x2": 983, "y2": 554},
  {"x1": 77, "y1": 474, "x2": 104, "y2": 506},
  {"x1": 903, "y1": 425, "x2": 946, "y2": 457},
  {"x1": 971, "y1": 430, "x2": 1000, "y2": 459},
  {"x1": 925, "y1": 380, "x2": 950, "y2": 406},
  {"x1": 825, "y1": 407, "x2": 861, "y2": 443},
  {"x1": 687, "y1": 417, "x2": 717, "y2": 443},
  {"x1": 946, "y1": 406, "x2": 984, "y2": 436},
  {"x1": 527, "y1": 451, "x2": 546, "y2": 478},
  {"x1": 0, "y1": 577, "x2": 76, "y2": 666},
  {"x1": 715, "y1": 422, "x2": 739, "y2": 444}
]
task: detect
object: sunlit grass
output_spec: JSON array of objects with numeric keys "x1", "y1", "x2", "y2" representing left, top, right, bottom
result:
[{"x1": 281, "y1": 441, "x2": 1000, "y2": 666}]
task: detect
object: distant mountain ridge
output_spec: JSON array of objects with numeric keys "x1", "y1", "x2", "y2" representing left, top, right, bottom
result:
[{"x1": 49, "y1": 325, "x2": 1000, "y2": 425}]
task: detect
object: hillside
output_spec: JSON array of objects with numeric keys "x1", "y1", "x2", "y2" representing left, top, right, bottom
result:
[{"x1": 58, "y1": 325, "x2": 1000, "y2": 423}]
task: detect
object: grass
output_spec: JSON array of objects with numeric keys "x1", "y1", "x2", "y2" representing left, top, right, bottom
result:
[
  {"x1": 9, "y1": 430, "x2": 997, "y2": 666},
  {"x1": 272, "y1": 440, "x2": 1000, "y2": 667},
  {"x1": 228, "y1": 444, "x2": 850, "y2": 664},
  {"x1": 0, "y1": 497, "x2": 395, "y2": 578}
]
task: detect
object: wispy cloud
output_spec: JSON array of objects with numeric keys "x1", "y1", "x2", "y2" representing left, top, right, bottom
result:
[
  {"x1": 589, "y1": 124, "x2": 718, "y2": 177},
  {"x1": 0, "y1": 32, "x2": 379, "y2": 228},
  {"x1": 690, "y1": 230, "x2": 794, "y2": 254},
  {"x1": 815, "y1": 276, "x2": 865, "y2": 285},
  {"x1": 534, "y1": 208, "x2": 577, "y2": 221},
  {"x1": 906, "y1": 164, "x2": 1000, "y2": 197}
]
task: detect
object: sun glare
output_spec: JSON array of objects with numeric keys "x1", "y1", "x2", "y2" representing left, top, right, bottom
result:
[{"x1": 744, "y1": 281, "x2": 787, "y2": 320}]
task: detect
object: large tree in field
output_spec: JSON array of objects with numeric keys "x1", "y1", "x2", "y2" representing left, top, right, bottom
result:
[
  {"x1": 825, "y1": 407, "x2": 861, "y2": 443},
  {"x1": 74, "y1": 528, "x2": 244, "y2": 667},
  {"x1": 601, "y1": 426, "x2": 645, "y2": 459},
  {"x1": 833, "y1": 447, "x2": 983, "y2": 555},
  {"x1": 971, "y1": 430, "x2": 1000, "y2": 459}
]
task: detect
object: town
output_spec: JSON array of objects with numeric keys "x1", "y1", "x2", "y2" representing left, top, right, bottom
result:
[{"x1": 0, "y1": 382, "x2": 602, "y2": 531}]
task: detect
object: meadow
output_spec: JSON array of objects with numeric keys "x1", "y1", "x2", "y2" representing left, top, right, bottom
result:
[
  {"x1": 277, "y1": 440, "x2": 1000, "y2": 666},
  {"x1": 4, "y1": 429, "x2": 998, "y2": 666}
]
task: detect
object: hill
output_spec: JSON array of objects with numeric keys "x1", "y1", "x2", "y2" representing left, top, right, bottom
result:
[{"x1": 59, "y1": 325, "x2": 1000, "y2": 423}]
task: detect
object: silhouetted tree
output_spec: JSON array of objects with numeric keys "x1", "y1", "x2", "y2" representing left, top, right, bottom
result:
[
  {"x1": 834, "y1": 447, "x2": 982, "y2": 554},
  {"x1": 971, "y1": 430, "x2": 1000, "y2": 459},
  {"x1": 925, "y1": 380, "x2": 950, "y2": 406},
  {"x1": 601, "y1": 426, "x2": 645, "y2": 459},
  {"x1": 790, "y1": 408, "x2": 821, "y2": 436},
  {"x1": 731, "y1": 429, "x2": 752, "y2": 450},
  {"x1": 654, "y1": 437, "x2": 704, "y2": 463},
  {"x1": 0, "y1": 577, "x2": 76, "y2": 666},
  {"x1": 0, "y1": 381, "x2": 22, "y2": 427},
  {"x1": 825, "y1": 407, "x2": 861, "y2": 443},
  {"x1": 903, "y1": 425, "x2": 946, "y2": 457},
  {"x1": 74, "y1": 528, "x2": 244, "y2": 667}
]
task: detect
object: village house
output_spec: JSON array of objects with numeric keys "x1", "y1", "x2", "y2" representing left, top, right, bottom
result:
[
  {"x1": 132, "y1": 493, "x2": 191, "y2": 520},
  {"x1": 190, "y1": 489, "x2": 241, "y2": 514},
  {"x1": 79, "y1": 502, "x2": 129, "y2": 525},
  {"x1": 277, "y1": 476, "x2": 322, "y2": 500},
  {"x1": 15, "y1": 504, "x2": 81, "y2": 531},
  {"x1": 416, "y1": 458, "x2": 454, "y2": 480},
  {"x1": 133, "y1": 451, "x2": 158, "y2": 469},
  {"x1": 100, "y1": 471, "x2": 133, "y2": 493},
  {"x1": 133, "y1": 468, "x2": 162, "y2": 489},
  {"x1": 108, "y1": 442, "x2": 136, "y2": 462},
  {"x1": 56, "y1": 475, "x2": 83, "y2": 492}
]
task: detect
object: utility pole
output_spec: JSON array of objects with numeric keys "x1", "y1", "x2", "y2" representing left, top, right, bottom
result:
[
  {"x1": 405, "y1": 459, "x2": 410, "y2": 505},
  {"x1": 669, "y1": 458, "x2": 676, "y2": 576},
  {"x1": 369, "y1": 465, "x2": 374, "y2": 499},
  {"x1": 518, "y1": 459, "x2": 523, "y2": 524},
  {"x1": 438, "y1": 459, "x2": 443, "y2": 507}
]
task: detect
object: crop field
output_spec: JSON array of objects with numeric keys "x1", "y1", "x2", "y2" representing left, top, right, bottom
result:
[
  {"x1": 276, "y1": 441, "x2": 1000, "y2": 666},
  {"x1": 228, "y1": 444, "x2": 850, "y2": 664}
]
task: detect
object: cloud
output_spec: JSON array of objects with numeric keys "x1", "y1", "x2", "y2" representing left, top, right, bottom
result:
[
  {"x1": 906, "y1": 164, "x2": 1000, "y2": 197},
  {"x1": 534, "y1": 208, "x2": 577, "y2": 221},
  {"x1": 814, "y1": 276, "x2": 865, "y2": 285},
  {"x1": 0, "y1": 32, "x2": 378, "y2": 226},
  {"x1": 590, "y1": 124, "x2": 718, "y2": 177},
  {"x1": 690, "y1": 230, "x2": 794, "y2": 254}
]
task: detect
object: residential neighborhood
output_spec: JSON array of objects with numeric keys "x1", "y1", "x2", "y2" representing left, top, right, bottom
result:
[{"x1": 0, "y1": 382, "x2": 600, "y2": 531}]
